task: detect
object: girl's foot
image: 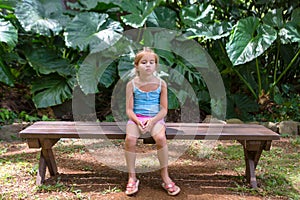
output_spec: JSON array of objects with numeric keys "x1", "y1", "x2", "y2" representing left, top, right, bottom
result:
[
  {"x1": 162, "y1": 182, "x2": 180, "y2": 196},
  {"x1": 125, "y1": 179, "x2": 139, "y2": 196}
]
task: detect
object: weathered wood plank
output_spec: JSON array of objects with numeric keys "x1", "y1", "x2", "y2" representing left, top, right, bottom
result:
[{"x1": 19, "y1": 122, "x2": 280, "y2": 141}]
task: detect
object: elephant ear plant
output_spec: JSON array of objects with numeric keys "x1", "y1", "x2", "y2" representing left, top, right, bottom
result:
[
  {"x1": 0, "y1": 0, "x2": 299, "y2": 122},
  {"x1": 0, "y1": 18, "x2": 18, "y2": 87}
]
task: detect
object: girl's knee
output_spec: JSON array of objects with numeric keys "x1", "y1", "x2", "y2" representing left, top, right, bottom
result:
[
  {"x1": 154, "y1": 134, "x2": 167, "y2": 147},
  {"x1": 125, "y1": 135, "x2": 137, "y2": 146}
]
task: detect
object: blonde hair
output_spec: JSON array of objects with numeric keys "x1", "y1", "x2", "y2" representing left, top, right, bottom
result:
[{"x1": 134, "y1": 47, "x2": 159, "y2": 67}]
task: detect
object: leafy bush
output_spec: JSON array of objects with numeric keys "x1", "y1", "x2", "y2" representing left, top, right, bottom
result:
[
  {"x1": 0, "y1": 108, "x2": 49, "y2": 125},
  {"x1": 0, "y1": 108, "x2": 17, "y2": 125}
]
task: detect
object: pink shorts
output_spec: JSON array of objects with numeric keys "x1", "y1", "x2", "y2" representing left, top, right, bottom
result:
[{"x1": 127, "y1": 114, "x2": 165, "y2": 126}]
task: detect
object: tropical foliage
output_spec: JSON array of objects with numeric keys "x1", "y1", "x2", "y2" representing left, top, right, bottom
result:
[{"x1": 0, "y1": 0, "x2": 299, "y2": 121}]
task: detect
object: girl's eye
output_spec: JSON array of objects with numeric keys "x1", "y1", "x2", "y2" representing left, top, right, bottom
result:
[{"x1": 140, "y1": 60, "x2": 155, "y2": 64}]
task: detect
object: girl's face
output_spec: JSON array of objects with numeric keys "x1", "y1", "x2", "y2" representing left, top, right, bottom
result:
[{"x1": 135, "y1": 53, "x2": 157, "y2": 76}]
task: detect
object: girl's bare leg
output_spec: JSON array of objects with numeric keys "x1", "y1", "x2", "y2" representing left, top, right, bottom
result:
[
  {"x1": 125, "y1": 124, "x2": 140, "y2": 182},
  {"x1": 151, "y1": 124, "x2": 172, "y2": 184}
]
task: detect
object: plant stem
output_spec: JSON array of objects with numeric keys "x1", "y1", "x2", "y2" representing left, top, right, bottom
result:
[
  {"x1": 271, "y1": 48, "x2": 300, "y2": 90},
  {"x1": 233, "y1": 67, "x2": 258, "y2": 99},
  {"x1": 218, "y1": 40, "x2": 226, "y2": 55},
  {"x1": 273, "y1": 40, "x2": 280, "y2": 84},
  {"x1": 271, "y1": 39, "x2": 281, "y2": 96},
  {"x1": 256, "y1": 58, "x2": 262, "y2": 96}
]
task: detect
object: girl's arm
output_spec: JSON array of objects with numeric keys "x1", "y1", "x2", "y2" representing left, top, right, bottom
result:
[
  {"x1": 126, "y1": 81, "x2": 139, "y2": 124},
  {"x1": 149, "y1": 79, "x2": 168, "y2": 124}
]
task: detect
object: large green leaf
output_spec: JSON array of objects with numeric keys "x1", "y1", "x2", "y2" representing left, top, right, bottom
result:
[
  {"x1": 0, "y1": 59, "x2": 14, "y2": 86},
  {"x1": 143, "y1": 29, "x2": 177, "y2": 51},
  {"x1": 180, "y1": 4, "x2": 214, "y2": 26},
  {"x1": 172, "y1": 39, "x2": 209, "y2": 69},
  {"x1": 23, "y1": 46, "x2": 75, "y2": 76},
  {"x1": 117, "y1": 54, "x2": 135, "y2": 80},
  {"x1": 99, "y1": 61, "x2": 118, "y2": 88},
  {"x1": 146, "y1": 6, "x2": 177, "y2": 29},
  {"x1": 15, "y1": 0, "x2": 64, "y2": 36},
  {"x1": 66, "y1": 0, "x2": 121, "y2": 11},
  {"x1": 262, "y1": 8, "x2": 284, "y2": 29},
  {"x1": 78, "y1": 36, "x2": 133, "y2": 93},
  {"x1": 279, "y1": 22, "x2": 300, "y2": 44},
  {"x1": 155, "y1": 49, "x2": 175, "y2": 66},
  {"x1": 120, "y1": 0, "x2": 161, "y2": 28},
  {"x1": 226, "y1": 17, "x2": 277, "y2": 66},
  {"x1": 263, "y1": 8, "x2": 300, "y2": 44},
  {"x1": 64, "y1": 12, "x2": 123, "y2": 52},
  {"x1": 166, "y1": 67, "x2": 199, "y2": 109},
  {"x1": 142, "y1": 29, "x2": 206, "y2": 84},
  {"x1": 167, "y1": 88, "x2": 180, "y2": 109},
  {"x1": 141, "y1": 27, "x2": 208, "y2": 77},
  {"x1": 31, "y1": 75, "x2": 74, "y2": 108},
  {"x1": 0, "y1": 19, "x2": 18, "y2": 50},
  {"x1": 186, "y1": 21, "x2": 231, "y2": 40},
  {"x1": 67, "y1": 0, "x2": 103, "y2": 10},
  {"x1": 78, "y1": 53, "x2": 113, "y2": 94}
]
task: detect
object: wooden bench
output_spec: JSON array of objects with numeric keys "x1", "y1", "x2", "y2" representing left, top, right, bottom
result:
[{"x1": 19, "y1": 121, "x2": 280, "y2": 188}]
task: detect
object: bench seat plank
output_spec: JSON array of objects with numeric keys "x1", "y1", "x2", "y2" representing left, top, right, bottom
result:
[{"x1": 20, "y1": 122, "x2": 279, "y2": 141}]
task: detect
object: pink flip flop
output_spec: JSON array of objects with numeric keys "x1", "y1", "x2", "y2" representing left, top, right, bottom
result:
[
  {"x1": 162, "y1": 182, "x2": 180, "y2": 196},
  {"x1": 125, "y1": 179, "x2": 140, "y2": 196}
]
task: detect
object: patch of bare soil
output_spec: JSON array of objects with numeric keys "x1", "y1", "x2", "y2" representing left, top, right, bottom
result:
[{"x1": 0, "y1": 125, "x2": 290, "y2": 200}]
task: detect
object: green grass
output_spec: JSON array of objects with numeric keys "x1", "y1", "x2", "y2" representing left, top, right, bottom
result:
[
  {"x1": 0, "y1": 147, "x2": 36, "y2": 199},
  {"x1": 101, "y1": 186, "x2": 122, "y2": 195},
  {"x1": 258, "y1": 142, "x2": 300, "y2": 199},
  {"x1": 54, "y1": 139, "x2": 86, "y2": 155},
  {"x1": 216, "y1": 142, "x2": 244, "y2": 160},
  {"x1": 36, "y1": 179, "x2": 67, "y2": 193},
  {"x1": 214, "y1": 136, "x2": 300, "y2": 199}
]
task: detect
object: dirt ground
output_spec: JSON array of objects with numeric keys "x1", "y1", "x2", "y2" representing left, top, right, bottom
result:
[{"x1": 0, "y1": 124, "x2": 290, "y2": 200}]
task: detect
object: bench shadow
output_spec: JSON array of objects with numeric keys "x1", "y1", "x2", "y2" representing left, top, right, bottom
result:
[
  {"x1": 43, "y1": 169, "x2": 246, "y2": 198},
  {"x1": 42, "y1": 156, "x2": 245, "y2": 194}
]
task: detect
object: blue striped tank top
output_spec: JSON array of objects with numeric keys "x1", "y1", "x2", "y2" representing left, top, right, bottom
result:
[{"x1": 133, "y1": 79, "x2": 161, "y2": 117}]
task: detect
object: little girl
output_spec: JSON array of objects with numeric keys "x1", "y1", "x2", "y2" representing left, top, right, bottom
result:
[{"x1": 124, "y1": 47, "x2": 180, "y2": 196}]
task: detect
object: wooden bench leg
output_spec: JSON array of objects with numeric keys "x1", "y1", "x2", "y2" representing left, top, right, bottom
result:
[
  {"x1": 244, "y1": 150, "x2": 260, "y2": 188},
  {"x1": 36, "y1": 139, "x2": 59, "y2": 185},
  {"x1": 239, "y1": 140, "x2": 270, "y2": 188},
  {"x1": 36, "y1": 151, "x2": 47, "y2": 185}
]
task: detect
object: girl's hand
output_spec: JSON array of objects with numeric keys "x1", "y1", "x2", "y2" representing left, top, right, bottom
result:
[
  {"x1": 143, "y1": 118, "x2": 153, "y2": 133},
  {"x1": 137, "y1": 119, "x2": 153, "y2": 134},
  {"x1": 138, "y1": 121, "x2": 147, "y2": 134}
]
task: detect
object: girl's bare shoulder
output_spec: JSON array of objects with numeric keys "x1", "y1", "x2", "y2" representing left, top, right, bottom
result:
[
  {"x1": 126, "y1": 78, "x2": 134, "y2": 89},
  {"x1": 160, "y1": 78, "x2": 167, "y2": 88}
]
